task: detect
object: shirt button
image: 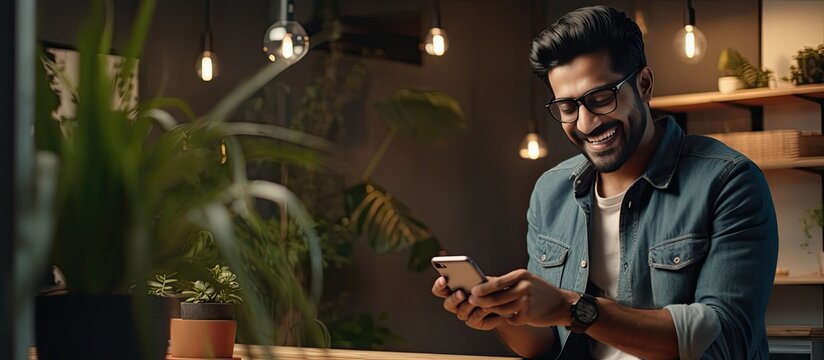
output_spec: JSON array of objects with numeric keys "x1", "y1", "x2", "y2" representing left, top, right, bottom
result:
[
  {"x1": 673, "y1": 256, "x2": 681, "y2": 264},
  {"x1": 540, "y1": 254, "x2": 547, "y2": 261},
  {"x1": 580, "y1": 260, "x2": 588, "y2": 268},
  {"x1": 628, "y1": 201, "x2": 633, "y2": 209}
]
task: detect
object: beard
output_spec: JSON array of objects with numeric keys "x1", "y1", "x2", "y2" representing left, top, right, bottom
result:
[{"x1": 572, "y1": 96, "x2": 648, "y2": 173}]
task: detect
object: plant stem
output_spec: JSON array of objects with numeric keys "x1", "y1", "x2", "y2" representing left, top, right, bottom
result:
[{"x1": 361, "y1": 127, "x2": 397, "y2": 181}]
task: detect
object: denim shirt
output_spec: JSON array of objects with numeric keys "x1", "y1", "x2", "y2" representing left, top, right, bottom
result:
[{"x1": 526, "y1": 117, "x2": 778, "y2": 359}]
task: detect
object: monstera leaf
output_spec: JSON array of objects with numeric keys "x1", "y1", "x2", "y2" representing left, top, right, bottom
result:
[
  {"x1": 374, "y1": 89, "x2": 467, "y2": 143},
  {"x1": 344, "y1": 182, "x2": 442, "y2": 267}
]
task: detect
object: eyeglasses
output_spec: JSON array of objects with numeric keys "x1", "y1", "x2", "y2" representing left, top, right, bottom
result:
[{"x1": 545, "y1": 67, "x2": 643, "y2": 123}]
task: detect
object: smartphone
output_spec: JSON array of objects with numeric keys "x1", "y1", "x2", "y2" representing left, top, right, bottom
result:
[{"x1": 431, "y1": 256, "x2": 487, "y2": 293}]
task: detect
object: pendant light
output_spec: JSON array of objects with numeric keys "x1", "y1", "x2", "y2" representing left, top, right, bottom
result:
[
  {"x1": 263, "y1": 0, "x2": 309, "y2": 64},
  {"x1": 424, "y1": 0, "x2": 449, "y2": 56},
  {"x1": 196, "y1": 0, "x2": 219, "y2": 81},
  {"x1": 673, "y1": 0, "x2": 707, "y2": 64},
  {"x1": 519, "y1": 79, "x2": 548, "y2": 160}
]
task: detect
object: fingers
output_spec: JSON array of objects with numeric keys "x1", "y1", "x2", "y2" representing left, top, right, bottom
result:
[
  {"x1": 442, "y1": 289, "x2": 466, "y2": 314},
  {"x1": 488, "y1": 296, "x2": 526, "y2": 317},
  {"x1": 472, "y1": 269, "x2": 531, "y2": 297},
  {"x1": 469, "y1": 280, "x2": 528, "y2": 308},
  {"x1": 431, "y1": 276, "x2": 450, "y2": 299},
  {"x1": 456, "y1": 298, "x2": 477, "y2": 321},
  {"x1": 467, "y1": 308, "x2": 505, "y2": 330},
  {"x1": 505, "y1": 310, "x2": 529, "y2": 326}
]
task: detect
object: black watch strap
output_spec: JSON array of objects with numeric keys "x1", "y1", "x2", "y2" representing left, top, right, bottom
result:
[{"x1": 566, "y1": 293, "x2": 598, "y2": 334}]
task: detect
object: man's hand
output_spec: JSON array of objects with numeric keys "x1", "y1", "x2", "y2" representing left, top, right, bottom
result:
[
  {"x1": 468, "y1": 269, "x2": 577, "y2": 328},
  {"x1": 431, "y1": 276, "x2": 505, "y2": 330}
]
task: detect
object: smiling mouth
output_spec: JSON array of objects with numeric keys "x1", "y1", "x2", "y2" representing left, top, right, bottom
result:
[{"x1": 585, "y1": 127, "x2": 617, "y2": 145}]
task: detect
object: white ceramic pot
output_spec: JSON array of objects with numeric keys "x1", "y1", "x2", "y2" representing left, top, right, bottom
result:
[{"x1": 718, "y1": 76, "x2": 745, "y2": 93}]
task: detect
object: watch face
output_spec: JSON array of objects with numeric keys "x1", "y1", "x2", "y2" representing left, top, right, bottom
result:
[{"x1": 575, "y1": 296, "x2": 598, "y2": 323}]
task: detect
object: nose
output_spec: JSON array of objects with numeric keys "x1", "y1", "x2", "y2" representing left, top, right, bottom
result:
[{"x1": 576, "y1": 104, "x2": 602, "y2": 135}]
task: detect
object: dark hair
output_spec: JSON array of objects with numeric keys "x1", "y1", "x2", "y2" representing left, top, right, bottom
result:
[{"x1": 529, "y1": 6, "x2": 646, "y2": 88}]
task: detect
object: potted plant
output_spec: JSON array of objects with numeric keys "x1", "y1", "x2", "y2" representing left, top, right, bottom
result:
[
  {"x1": 800, "y1": 207, "x2": 823, "y2": 275},
  {"x1": 32, "y1": 0, "x2": 332, "y2": 358},
  {"x1": 150, "y1": 265, "x2": 243, "y2": 359},
  {"x1": 717, "y1": 48, "x2": 772, "y2": 93},
  {"x1": 786, "y1": 44, "x2": 824, "y2": 85}
]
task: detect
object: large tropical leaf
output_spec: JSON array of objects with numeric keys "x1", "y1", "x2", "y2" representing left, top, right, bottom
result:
[
  {"x1": 407, "y1": 236, "x2": 442, "y2": 272},
  {"x1": 344, "y1": 182, "x2": 431, "y2": 254},
  {"x1": 374, "y1": 89, "x2": 467, "y2": 143}
]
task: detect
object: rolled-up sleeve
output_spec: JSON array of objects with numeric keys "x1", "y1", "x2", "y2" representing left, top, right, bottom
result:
[{"x1": 669, "y1": 160, "x2": 778, "y2": 359}]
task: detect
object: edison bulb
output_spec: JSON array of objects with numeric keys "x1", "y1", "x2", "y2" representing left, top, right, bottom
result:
[
  {"x1": 424, "y1": 27, "x2": 449, "y2": 56},
  {"x1": 673, "y1": 25, "x2": 707, "y2": 64},
  {"x1": 519, "y1": 132, "x2": 548, "y2": 160},
  {"x1": 196, "y1": 51, "x2": 219, "y2": 81},
  {"x1": 263, "y1": 21, "x2": 309, "y2": 64}
]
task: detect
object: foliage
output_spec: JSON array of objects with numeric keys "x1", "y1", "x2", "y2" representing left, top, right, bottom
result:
[
  {"x1": 320, "y1": 293, "x2": 403, "y2": 350},
  {"x1": 374, "y1": 89, "x2": 467, "y2": 143},
  {"x1": 717, "y1": 48, "x2": 772, "y2": 88},
  {"x1": 147, "y1": 273, "x2": 178, "y2": 297},
  {"x1": 181, "y1": 265, "x2": 244, "y2": 304},
  {"x1": 786, "y1": 44, "x2": 824, "y2": 85},
  {"x1": 801, "y1": 207, "x2": 823, "y2": 254},
  {"x1": 32, "y1": 0, "x2": 341, "y2": 350},
  {"x1": 344, "y1": 182, "x2": 431, "y2": 254}
]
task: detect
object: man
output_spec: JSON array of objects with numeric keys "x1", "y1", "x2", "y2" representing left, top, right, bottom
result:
[{"x1": 431, "y1": 5, "x2": 778, "y2": 359}]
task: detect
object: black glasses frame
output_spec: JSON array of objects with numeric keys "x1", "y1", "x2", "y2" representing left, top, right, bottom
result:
[{"x1": 544, "y1": 67, "x2": 643, "y2": 123}]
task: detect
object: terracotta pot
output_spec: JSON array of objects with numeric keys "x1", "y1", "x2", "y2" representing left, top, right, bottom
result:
[{"x1": 169, "y1": 318, "x2": 237, "y2": 358}]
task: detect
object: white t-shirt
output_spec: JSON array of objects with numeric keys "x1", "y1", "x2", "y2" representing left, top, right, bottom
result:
[{"x1": 588, "y1": 180, "x2": 640, "y2": 360}]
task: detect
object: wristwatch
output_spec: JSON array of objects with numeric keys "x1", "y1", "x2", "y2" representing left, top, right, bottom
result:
[{"x1": 567, "y1": 293, "x2": 598, "y2": 334}]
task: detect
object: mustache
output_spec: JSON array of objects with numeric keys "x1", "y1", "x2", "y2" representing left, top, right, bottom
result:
[{"x1": 573, "y1": 122, "x2": 621, "y2": 141}]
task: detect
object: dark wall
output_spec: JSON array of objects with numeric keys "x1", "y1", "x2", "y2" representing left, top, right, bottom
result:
[{"x1": 35, "y1": 0, "x2": 761, "y2": 356}]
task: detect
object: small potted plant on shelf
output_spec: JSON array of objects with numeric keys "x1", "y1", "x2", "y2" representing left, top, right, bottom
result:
[
  {"x1": 800, "y1": 207, "x2": 823, "y2": 275},
  {"x1": 786, "y1": 44, "x2": 824, "y2": 85},
  {"x1": 150, "y1": 265, "x2": 243, "y2": 360},
  {"x1": 717, "y1": 48, "x2": 772, "y2": 93}
]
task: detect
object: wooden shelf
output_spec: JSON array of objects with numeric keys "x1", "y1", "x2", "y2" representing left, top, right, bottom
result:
[
  {"x1": 767, "y1": 326, "x2": 824, "y2": 339},
  {"x1": 755, "y1": 156, "x2": 824, "y2": 170},
  {"x1": 650, "y1": 84, "x2": 824, "y2": 113},
  {"x1": 774, "y1": 274, "x2": 824, "y2": 285}
]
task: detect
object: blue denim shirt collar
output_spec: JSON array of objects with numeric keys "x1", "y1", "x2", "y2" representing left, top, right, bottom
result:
[{"x1": 569, "y1": 116, "x2": 684, "y2": 192}]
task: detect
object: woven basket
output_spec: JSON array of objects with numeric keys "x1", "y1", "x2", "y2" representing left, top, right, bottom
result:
[{"x1": 705, "y1": 130, "x2": 824, "y2": 161}]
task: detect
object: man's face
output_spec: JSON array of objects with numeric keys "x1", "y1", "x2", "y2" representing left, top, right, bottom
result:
[{"x1": 547, "y1": 52, "x2": 649, "y2": 173}]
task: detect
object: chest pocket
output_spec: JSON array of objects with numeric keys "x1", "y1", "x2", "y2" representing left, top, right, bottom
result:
[
  {"x1": 531, "y1": 235, "x2": 570, "y2": 287},
  {"x1": 648, "y1": 235, "x2": 709, "y2": 307}
]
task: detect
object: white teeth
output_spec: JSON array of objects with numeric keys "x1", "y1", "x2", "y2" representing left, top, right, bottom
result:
[{"x1": 587, "y1": 128, "x2": 617, "y2": 144}]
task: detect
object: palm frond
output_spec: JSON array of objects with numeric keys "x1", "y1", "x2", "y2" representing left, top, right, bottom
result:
[{"x1": 344, "y1": 182, "x2": 431, "y2": 253}]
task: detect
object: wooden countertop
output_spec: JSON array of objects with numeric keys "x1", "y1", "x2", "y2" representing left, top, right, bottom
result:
[{"x1": 29, "y1": 345, "x2": 519, "y2": 360}]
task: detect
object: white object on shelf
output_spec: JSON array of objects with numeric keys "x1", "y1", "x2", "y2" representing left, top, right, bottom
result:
[{"x1": 718, "y1": 76, "x2": 745, "y2": 93}]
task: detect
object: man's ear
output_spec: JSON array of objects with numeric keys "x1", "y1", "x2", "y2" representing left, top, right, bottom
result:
[{"x1": 636, "y1": 67, "x2": 654, "y2": 102}]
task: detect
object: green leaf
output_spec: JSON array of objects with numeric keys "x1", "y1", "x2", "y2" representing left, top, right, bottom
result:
[
  {"x1": 407, "y1": 237, "x2": 442, "y2": 272},
  {"x1": 374, "y1": 89, "x2": 467, "y2": 143},
  {"x1": 239, "y1": 137, "x2": 325, "y2": 169},
  {"x1": 344, "y1": 182, "x2": 431, "y2": 253}
]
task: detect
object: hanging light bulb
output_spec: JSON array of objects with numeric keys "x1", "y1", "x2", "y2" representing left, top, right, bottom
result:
[
  {"x1": 196, "y1": 0, "x2": 219, "y2": 81},
  {"x1": 263, "y1": 0, "x2": 309, "y2": 64},
  {"x1": 519, "y1": 132, "x2": 548, "y2": 160},
  {"x1": 424, "y1": 0, "x2": 449, "y2": 56},
  {"x1": 673, "y1": 0, "x2": 707, "y2": 64}
]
